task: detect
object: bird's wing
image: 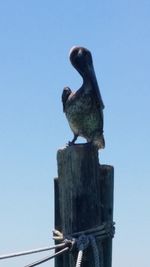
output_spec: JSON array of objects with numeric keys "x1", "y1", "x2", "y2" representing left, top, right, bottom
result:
[{"x1": 62, "y1": 87, "x2": 72, "y2": 112}]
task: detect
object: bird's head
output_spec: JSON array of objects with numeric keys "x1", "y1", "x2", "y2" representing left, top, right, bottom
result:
[{"x1": 69, "y1": 46, "x2": 93, "y2": 78}]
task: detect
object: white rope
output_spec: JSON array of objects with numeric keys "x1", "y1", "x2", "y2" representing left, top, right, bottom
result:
[
  {"x1": 75, "y1": 235, "x2": 89, "y2": 267},
  {"x1": 76, "y1": 249, "x2": 83, "y2": 267},
  {"x1": 0, "y1": 222, "x2": 115, "y2": 266},
  {"x1": 75, "y1": 235, "x2": 103, "y2": 267}
]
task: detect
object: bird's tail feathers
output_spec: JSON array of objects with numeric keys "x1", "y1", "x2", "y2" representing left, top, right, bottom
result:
[{"x1": 93, "y1": 134, "x2": 105, "y2": 149}]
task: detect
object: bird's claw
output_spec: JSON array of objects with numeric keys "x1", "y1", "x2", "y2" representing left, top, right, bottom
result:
[{"x1": 68, "y1": 141, "x2": 75, "y2": 146}]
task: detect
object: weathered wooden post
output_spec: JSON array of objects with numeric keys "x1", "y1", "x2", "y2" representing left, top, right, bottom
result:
[{"x1": 54, "y1": 143, "x2": 114, "y2": 267}]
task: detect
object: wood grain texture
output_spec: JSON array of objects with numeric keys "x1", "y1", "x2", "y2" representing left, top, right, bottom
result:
[{"x1": 54, "y1": 144, "x2": 114, "y2": 267}]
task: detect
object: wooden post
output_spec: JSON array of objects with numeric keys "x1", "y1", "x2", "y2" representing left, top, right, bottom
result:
[{"x1": 54, "y1": 144, "x2": 114, "y2": 267}]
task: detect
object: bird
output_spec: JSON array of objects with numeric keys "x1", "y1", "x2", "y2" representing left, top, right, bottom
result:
[{"x1": 62, "y1": 46, "x2": 105, "y2": 149}]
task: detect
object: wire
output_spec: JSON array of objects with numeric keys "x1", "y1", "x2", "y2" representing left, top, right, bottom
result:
[
  {"x1": 0, "y1": 243, "x2": 66, "y2": 260},
  {"x1": 0, "y1": 222, "x2": 115, "y2": 266},
  {"x1": 24, "y1": 247, "x2": 69, "y2": 267}
]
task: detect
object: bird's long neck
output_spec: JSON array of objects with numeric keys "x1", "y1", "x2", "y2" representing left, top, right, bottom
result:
[
  {"x1": 81, "y1": 66, "x2": 97, "y2": 90},
  {"x1": 81, "y1": 66, "x2": 105, "y2": 109}
]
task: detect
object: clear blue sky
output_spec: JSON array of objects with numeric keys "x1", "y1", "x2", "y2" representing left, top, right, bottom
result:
[{"x1": 0, "y1": 1, "x2": 150, "y2": 266}]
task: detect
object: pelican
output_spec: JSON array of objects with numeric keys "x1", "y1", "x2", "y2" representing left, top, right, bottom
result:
[{"x1": 62, "y1": 46, "x2": 105, "y2": 149}]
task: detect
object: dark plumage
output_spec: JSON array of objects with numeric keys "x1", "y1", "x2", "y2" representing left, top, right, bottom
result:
[{"x1": 62, "y1": 46, "x2": 105, "y2": 149}]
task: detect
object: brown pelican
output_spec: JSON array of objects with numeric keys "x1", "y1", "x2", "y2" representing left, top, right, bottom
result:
[{"x1": 62, "y1": 46, "x2": 105, "y2": 149}]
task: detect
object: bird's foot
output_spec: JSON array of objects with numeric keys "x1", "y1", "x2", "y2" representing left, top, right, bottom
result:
[
  {"x1": 67, "y1": 134, "x2": 78, "y2": 146},
  {"x1": 67, "y1": 141, "x2": 75, "y2": 146}
]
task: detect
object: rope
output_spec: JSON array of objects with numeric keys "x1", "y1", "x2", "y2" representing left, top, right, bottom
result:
[
  {"x1": 75, "y1": 235, "x2": 89, "y2": 267},
  {"x1": 0, "y1": 221, "x2": 115, "y2": 267},
  {"x1": 76, "y1": 250, "x2": 83, "y2": 267},
  {"x1": 53, "y1": 222, "x2": 115, "y2": 241},
  {"x1": 75, "y1": 234, "x2": 103, "y2": 267},
  {"x1": 89, "y1": 235, "x2": 101, "y2": 267}
]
